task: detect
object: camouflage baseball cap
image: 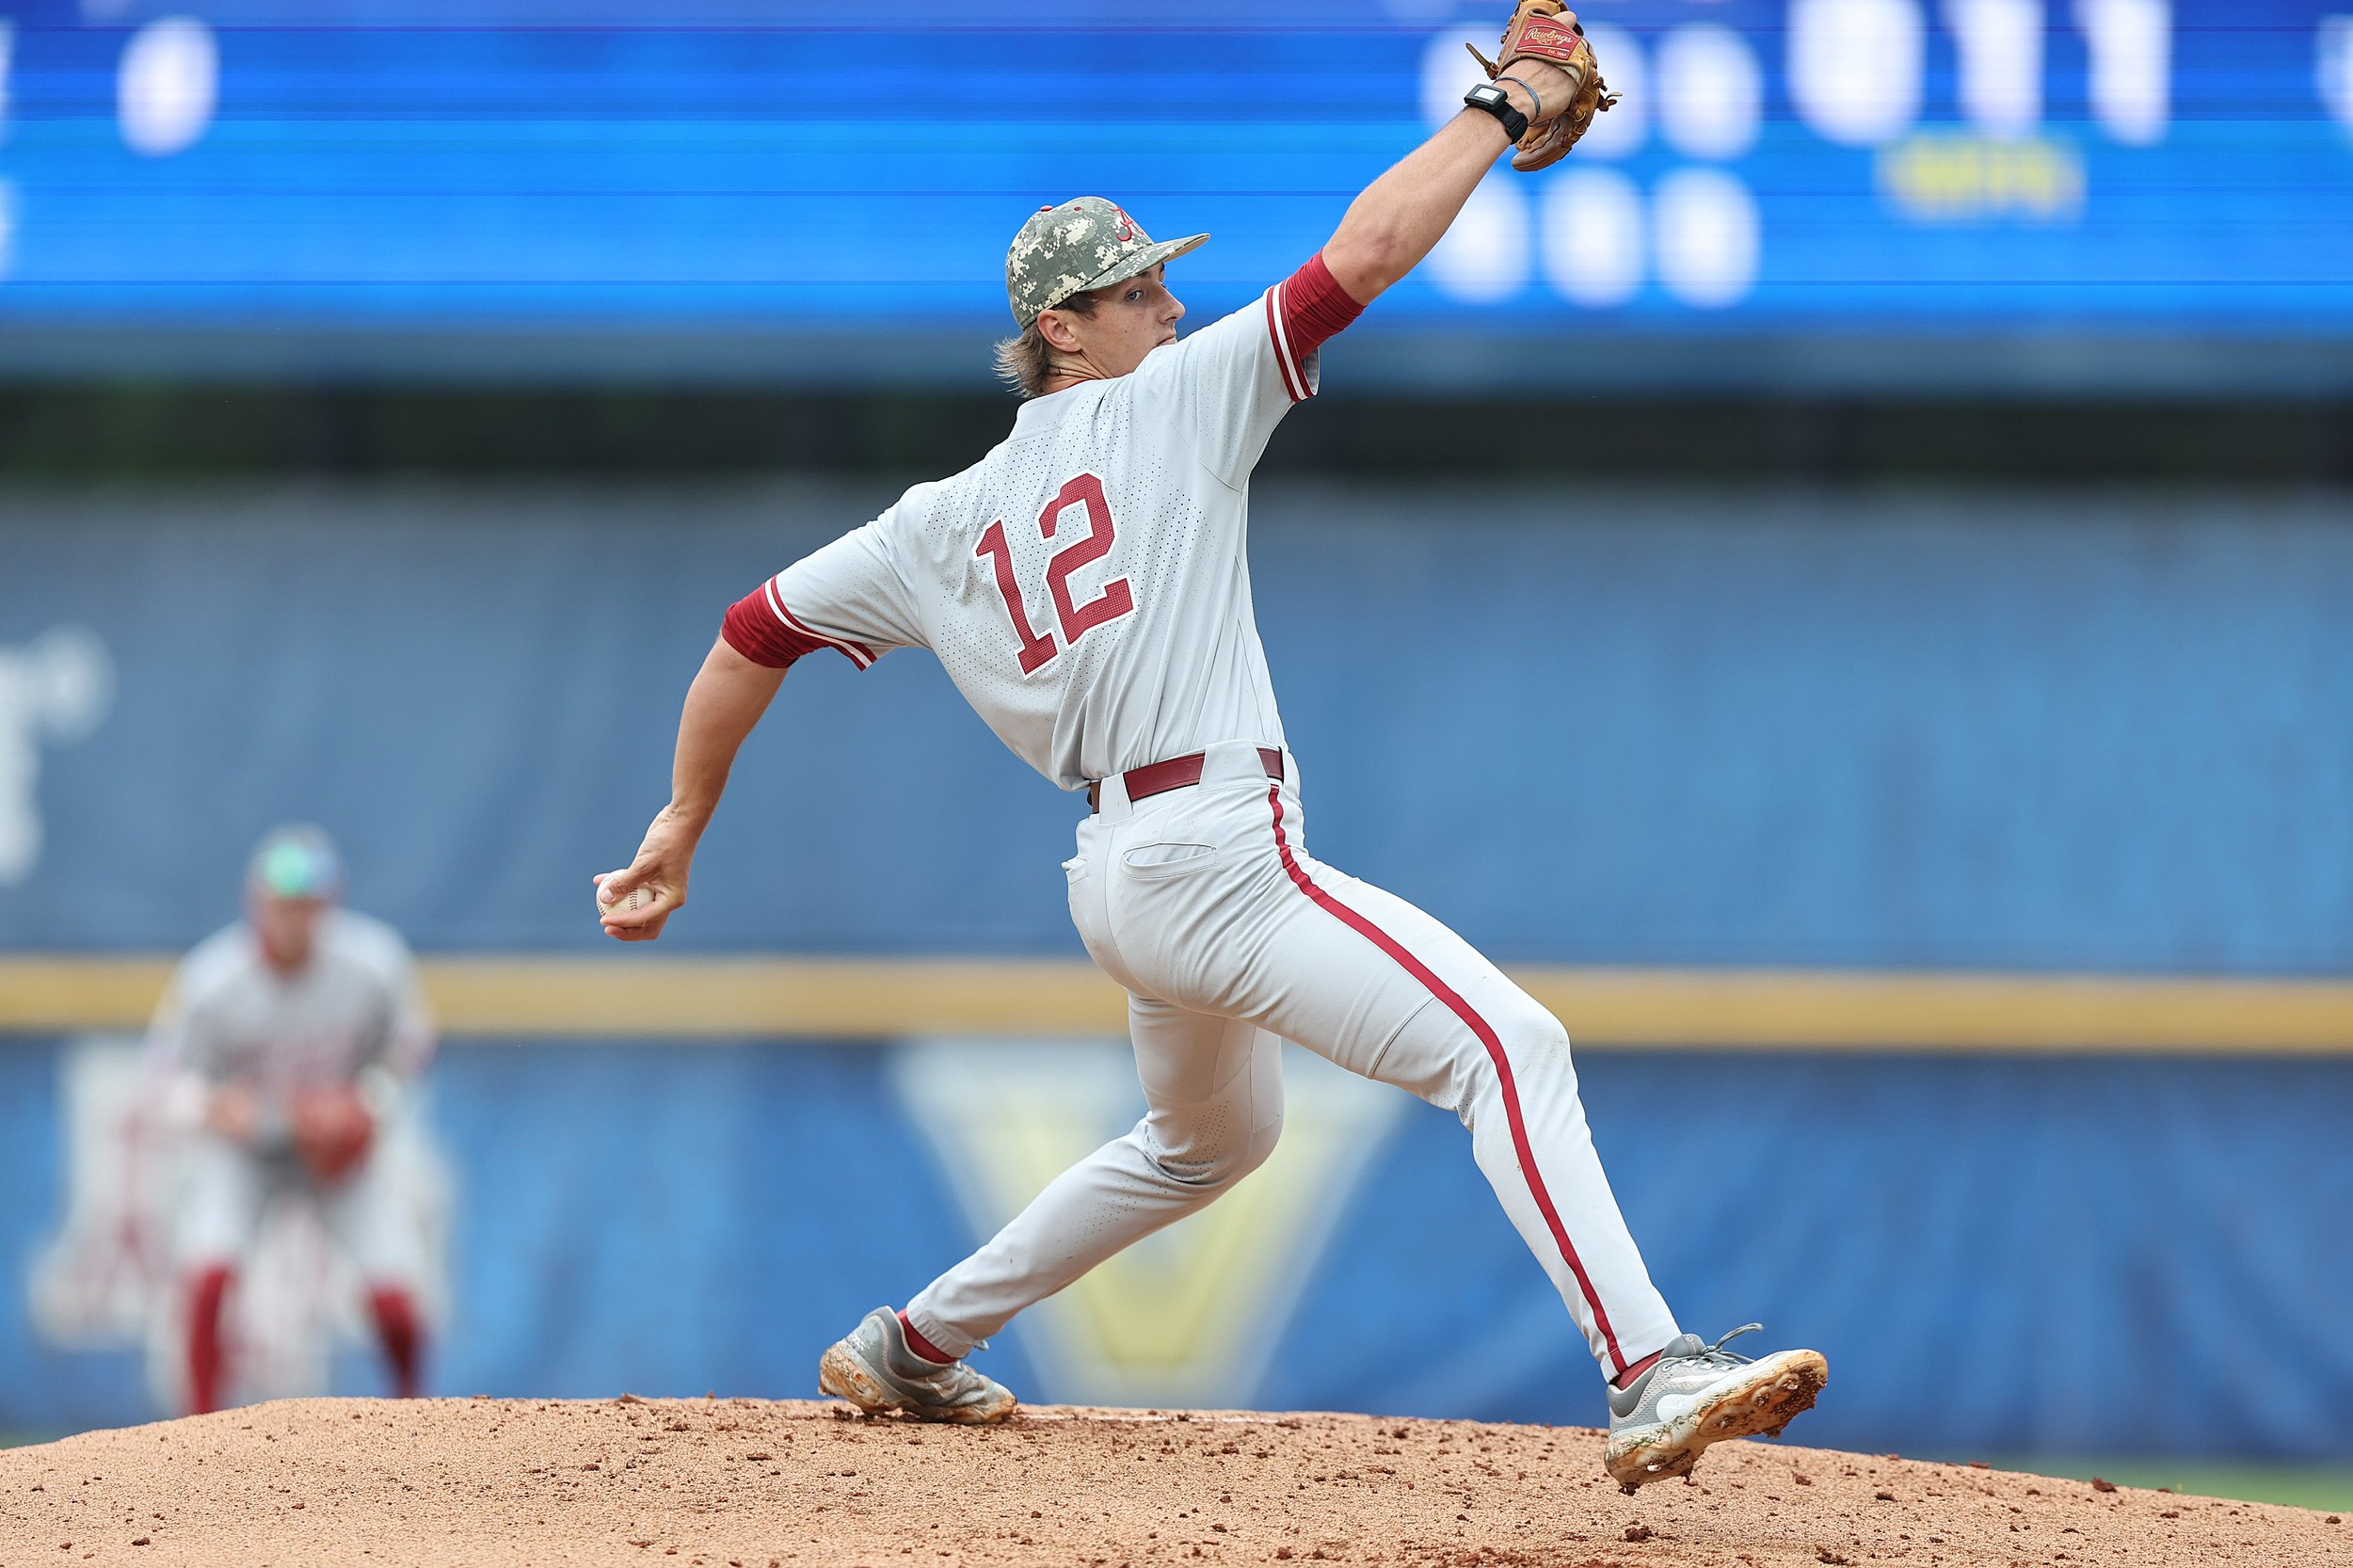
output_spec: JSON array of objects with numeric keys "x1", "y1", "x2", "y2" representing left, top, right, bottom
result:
[{"x1": 1005, "y1": 197, "x2": 1209, "y2": 328}]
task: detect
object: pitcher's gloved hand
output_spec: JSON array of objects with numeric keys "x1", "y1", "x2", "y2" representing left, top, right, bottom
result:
[
  {"x1": 1468, "y1": 0, "x2": 1619, "y2": 171},
  {"x1": 291, "y1": 1084, "x2": 376, "y2": 1184}
]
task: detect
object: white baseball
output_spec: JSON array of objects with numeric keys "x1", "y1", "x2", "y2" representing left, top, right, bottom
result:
[{"x1": 602, "y1": 882, "x2": 656, "y2": 917}]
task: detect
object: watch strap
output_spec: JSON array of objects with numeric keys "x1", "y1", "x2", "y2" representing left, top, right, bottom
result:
[{"x1": 1463, "y1": 82, "x2": 1530, "y2": 143}]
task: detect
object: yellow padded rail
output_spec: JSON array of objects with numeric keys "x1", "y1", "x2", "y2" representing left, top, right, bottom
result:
[{"x1": 3, "y1": 954, "x2": 2351, "y2": 1052}]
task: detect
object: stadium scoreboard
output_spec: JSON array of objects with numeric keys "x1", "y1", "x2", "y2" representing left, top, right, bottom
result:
[{"x1": 4, "y1": 0, "x2": 2349, "y2": 388}]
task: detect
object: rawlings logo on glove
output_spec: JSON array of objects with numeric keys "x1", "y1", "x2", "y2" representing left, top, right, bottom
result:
[{"x1": 1468, "y1": 0, "x2": 1620, "y2": 172}]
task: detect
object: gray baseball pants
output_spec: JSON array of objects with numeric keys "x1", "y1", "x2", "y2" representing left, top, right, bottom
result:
[{"x1": 904, "y1": 740, "x2": 1680, "y2": 1382}]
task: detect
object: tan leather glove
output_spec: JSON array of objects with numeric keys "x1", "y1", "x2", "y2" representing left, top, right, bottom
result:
[
  {"x1": 1468, "y1": 0, "x2": 1620, "y2": 171},
  {"x1": 291, "y1": 1084, "x2": 376, "y2": 1184}
]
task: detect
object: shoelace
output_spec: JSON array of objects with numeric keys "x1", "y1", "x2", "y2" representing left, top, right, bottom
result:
[{"x1": 1681, "y1": 1322, "x2": 1767, "y2": 1368}]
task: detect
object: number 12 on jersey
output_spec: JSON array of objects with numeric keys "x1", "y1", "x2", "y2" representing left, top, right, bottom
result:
[{"x1": 976, "y1": 472, "x2": 1135, "y2": 675}]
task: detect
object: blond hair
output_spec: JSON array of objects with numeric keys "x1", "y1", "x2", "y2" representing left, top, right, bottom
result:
[{"x1": 993, "y1": 290, "x2": 1099, "y2": 398}]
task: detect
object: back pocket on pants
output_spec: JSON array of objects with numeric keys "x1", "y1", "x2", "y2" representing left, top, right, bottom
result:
[{"x1": 1118, "y1": 842, "x2": 1217, "y2": 881}]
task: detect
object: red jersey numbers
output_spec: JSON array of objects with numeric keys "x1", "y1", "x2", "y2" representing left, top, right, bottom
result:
[
  {"x1": 976, "y1": 472, "x2": 1136, "y2": 676},
  {"x1": 1041, "y1": 473, "x2": 1135, "y2": 640},
  {"x1": 975, "y1": 519, "x2": 1058, "y2": 675}
]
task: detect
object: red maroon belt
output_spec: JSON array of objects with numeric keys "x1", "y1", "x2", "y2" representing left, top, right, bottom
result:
[{"x1": 1089, "y1": 746, "x2": 1284, "y2": 813}]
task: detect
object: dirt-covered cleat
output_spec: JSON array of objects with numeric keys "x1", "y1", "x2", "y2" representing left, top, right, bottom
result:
[
  {"x1": 817, "y1": 1306, "x2": 1018, "y2": 1425},
  {"x1": 1604, "y1": 1323, "x2": 1827, "y2": 1492}
]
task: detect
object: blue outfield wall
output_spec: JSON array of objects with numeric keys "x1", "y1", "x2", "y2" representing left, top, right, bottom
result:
[
  {"x1": 2, "y1": 481, "x2": 2351, "y2": 970},
  {"x1": 6, "y1": 1037, "x2": 2352, "y2": 1458},
  {"x1": 3, "y1": 480, "x2": 2352, "y2": 1451}
]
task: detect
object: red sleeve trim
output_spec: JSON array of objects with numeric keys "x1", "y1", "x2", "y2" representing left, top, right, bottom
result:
[
  {"x1": 720, "y1": 579, "x2": 877, "y2": 670},
  {"x1": 1264, "y1": 288, "x2": 1305, "y2": 404},
  {"x1": 721, "y1": 584, "x2": 816, "y2": 668},
  {"x1": 763, "y1": 577, "x2": 877, "y2": 669},
  {"x1": 1264, "y1": 251, "x2": 1365, "y2": 402}
]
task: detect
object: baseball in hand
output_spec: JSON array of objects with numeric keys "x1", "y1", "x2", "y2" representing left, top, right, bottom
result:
[{"x1": 599, "y1": 879, "x2": 658, "y2": 918}]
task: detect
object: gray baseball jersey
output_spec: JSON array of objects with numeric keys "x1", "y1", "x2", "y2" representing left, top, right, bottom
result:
[
  {"x1": 149, "y1": 908, "x2": 434, "y2": 1095},
  {"x1": 726, "y1": 280, "x2": 1336, "y2": 791}
]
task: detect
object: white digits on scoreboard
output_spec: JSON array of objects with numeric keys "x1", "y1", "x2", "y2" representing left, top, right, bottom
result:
[{"x1": 2076, "y1": 0, "x2": 2171, "y2": 146}]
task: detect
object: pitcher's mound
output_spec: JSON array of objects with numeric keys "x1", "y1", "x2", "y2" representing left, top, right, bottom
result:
[{"x1": 2, "y1": 1398, "x2": 2343, "y2": 1566}]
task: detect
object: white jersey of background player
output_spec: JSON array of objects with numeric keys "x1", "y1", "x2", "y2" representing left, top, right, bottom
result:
[
  {"x1": 149, "y1": 824, "x2": 435, "y2": 1413},
  {"x1": 598, "y1": 23, "x2": 1825, "y2": 1490}
]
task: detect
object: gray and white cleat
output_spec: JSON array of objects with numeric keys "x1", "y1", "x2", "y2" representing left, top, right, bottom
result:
[
  {"x1": 817, "y1": 1305, "x2": 1018, "y2": 1425},
  {"x1": 1603, "y1": 1323, "x2": 1827, "y2": 1493}
]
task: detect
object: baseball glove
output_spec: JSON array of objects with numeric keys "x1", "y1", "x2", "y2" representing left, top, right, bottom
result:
[
  {"x1": 292, "y1": 1085, "x2": 375, "y2": 1184},
  {"x1": 1467, "y1": 0, "x2": 1618, "y2": 172}
]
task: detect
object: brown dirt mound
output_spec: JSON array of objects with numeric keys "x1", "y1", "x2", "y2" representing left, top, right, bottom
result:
[{"x1": 2, "y1": 1399, "x2": 2345, "y2": 1568}]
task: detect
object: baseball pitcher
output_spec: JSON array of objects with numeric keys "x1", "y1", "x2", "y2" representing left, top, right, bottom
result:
[
  {"x1": 149, "y1": 824, "x2": 435, "y2": 1413},
  {"x1": 597, "y1": 2, "x2": 1824, "y2": 1489}
]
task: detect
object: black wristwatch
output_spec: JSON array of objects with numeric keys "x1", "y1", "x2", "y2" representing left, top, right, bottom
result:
[{"x1": 1463, "y1": 81, "x2": 1529, "y2": 142}]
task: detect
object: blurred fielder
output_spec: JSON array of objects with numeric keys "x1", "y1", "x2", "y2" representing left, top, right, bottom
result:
[
  {"x1": 148, "y1": 825, "x2": 436, "y2": 1413},
  {"x1": 599, "y1": 1, "x2": 1824, "y2": 1490}
]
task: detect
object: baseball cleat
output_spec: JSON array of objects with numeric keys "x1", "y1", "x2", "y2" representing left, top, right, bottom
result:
[
  {"x1": 817, "y1": 1306, "x2": 1018, "y2": 1425},
  {"x1": 1603, "y1": 1323, "x2": 1827, "y2": 1493}
]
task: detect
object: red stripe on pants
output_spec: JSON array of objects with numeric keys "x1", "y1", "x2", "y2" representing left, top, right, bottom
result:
[
  {"x1": 187, "y1": 1264, "x2": 232, "y2": 1416},
  {"x1": 1263, "y1": 785, "x2": 1629, "y2": 1376},
  {"x1": 368, "y1": 1287, "x2": 425, "y2": 1399}
]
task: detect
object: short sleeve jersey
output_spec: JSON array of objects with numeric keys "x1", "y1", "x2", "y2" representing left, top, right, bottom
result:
[
  {"x1": 729, "y1": 261, "x2": 1360, "y2": 792},
  {"x1": 149, "y1": 908, "x2": 437, "y2": 1092}
]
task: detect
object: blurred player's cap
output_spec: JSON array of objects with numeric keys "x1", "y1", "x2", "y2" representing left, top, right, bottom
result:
[
  {"x1": 1006, "y1": 197, "x2": 1208, "y2": 328},
  {"x1": 247, "y1": 824, "x2": 344, "y2": 902}
]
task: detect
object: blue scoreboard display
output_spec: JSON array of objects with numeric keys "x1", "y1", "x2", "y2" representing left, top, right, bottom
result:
[{"x1": 4, "y1": 0, "x2": 2351, "y2": 388}]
